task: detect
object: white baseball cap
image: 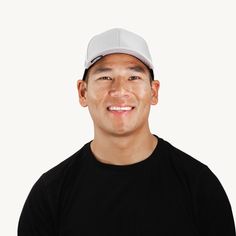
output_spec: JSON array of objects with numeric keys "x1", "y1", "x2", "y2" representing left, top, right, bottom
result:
[{"x1": 82, "y1": 28, "x2": 154, "y2": 80}]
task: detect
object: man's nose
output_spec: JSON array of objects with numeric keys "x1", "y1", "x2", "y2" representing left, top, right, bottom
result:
[{"x1": 108, "y1": 78, "x2": 130, "y2": 97}]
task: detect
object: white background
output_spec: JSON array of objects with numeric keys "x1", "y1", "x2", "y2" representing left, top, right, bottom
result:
[{"x1": 0, "y1": 0, "x2": 235, "y2": 235}]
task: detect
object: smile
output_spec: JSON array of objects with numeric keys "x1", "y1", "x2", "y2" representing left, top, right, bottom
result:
[
  {"x1": 107, "y1": 106, "x2": 135, "y2": 115},
  {"x1": 107, "y1": 106, "x2": 134, "y2": 111}
]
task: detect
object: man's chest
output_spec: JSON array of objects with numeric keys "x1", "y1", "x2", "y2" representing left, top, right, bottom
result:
[{"x1": 57, "y1": 174, "x2": 199, "y2": 236}]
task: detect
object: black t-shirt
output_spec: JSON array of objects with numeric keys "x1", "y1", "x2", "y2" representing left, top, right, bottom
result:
[{"x1": 18, "y1": 135, "x2": 236, "y2": 235}]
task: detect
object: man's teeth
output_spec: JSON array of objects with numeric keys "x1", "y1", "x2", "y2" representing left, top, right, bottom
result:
[{"x1": 108, "y1": 106, "x2": 133, "y2": 111}]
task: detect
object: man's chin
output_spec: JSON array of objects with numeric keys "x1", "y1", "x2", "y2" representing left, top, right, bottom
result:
[{"x1": 106, "y1": 128, "x2": 137, "y2": 138}]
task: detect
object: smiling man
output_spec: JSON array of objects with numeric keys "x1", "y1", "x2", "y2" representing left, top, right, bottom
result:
[
  {"x1": 18, "y1": 28, "x2": 236, "y2": 235},
  {"x1": 77, "y1": 52, "x2": 159, "y2": 166}
]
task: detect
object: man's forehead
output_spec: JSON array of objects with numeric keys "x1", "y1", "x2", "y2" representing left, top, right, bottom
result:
[
  {"x1": 91, "y1": 65, "x2": 147, "y2": 75},
  {"x1": 90, "y1": 54, "x2": 149, "y2": 74}
]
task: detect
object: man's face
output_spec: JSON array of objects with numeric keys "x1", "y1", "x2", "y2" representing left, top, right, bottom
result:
[{"x1": 77, "y1": 53, "x2": 160, "y2": 137}]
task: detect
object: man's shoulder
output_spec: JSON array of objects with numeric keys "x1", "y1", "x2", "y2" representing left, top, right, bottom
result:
[
  {"x1": 159, "y1": 136, "x2": 208, "y2": 177},
  {"x1": 40, "y1": 141, "x2": 90, "y2": 187}
]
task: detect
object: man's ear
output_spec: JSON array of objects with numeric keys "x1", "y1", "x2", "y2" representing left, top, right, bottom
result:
[
  {"x1": 150, "y1": 80, "x2": 160, "y2": 105},
  {"x1": 77, "y1": 80, "x2": 88, "y2": 107}
]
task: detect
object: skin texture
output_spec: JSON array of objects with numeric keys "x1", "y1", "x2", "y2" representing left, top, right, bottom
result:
[{"x1": 77, "y1": 53, "x2": 160, "y2": 165}]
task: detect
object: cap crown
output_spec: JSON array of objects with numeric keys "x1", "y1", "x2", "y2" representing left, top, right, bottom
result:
[{"x1": 85, "y1": 28, "x2": 153, "y2": 70}]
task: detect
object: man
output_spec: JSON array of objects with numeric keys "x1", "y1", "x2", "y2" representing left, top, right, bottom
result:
[{"x1": 18, "y1": 28, "x2": 236, "y2": 235}]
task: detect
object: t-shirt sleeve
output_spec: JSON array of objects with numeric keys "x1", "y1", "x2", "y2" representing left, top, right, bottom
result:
[
  {"x1": 193, "y1": 166, "x2": 236, "y2": 236},
  {"x1": 18, "y1": 174, "x2": 57, "y2": 236}
]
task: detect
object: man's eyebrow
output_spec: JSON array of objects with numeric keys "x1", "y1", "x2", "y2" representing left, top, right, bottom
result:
[
  {"x1": 92, "y1": 65, "x2": 147, "y2": 74},
  {"x1": 93, "y1": 67, "x2": 113, "y2": 74},
  {"x1": 127, "y1": 66, "x2": 146, "y2": 73}
]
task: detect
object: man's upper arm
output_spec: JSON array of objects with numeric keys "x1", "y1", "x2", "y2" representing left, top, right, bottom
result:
[
  {"x1": 193, "y1": 166, "x2": 236, "y2": 236},
  {"x1": 18, "y1": 174, "x2": 56, "y2": 236}
]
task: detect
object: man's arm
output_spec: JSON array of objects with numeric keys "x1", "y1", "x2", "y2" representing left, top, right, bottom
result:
[
  {"x1": 18, "y1": 175, "x2": 56, "y2": 236},
  {"x1": 193, "y1": 166, "x2": 236, "y2": 235}
]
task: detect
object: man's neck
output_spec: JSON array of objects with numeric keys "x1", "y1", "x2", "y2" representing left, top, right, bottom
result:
[{"x1": 90, "y1": 131, "x2": 158, "y2": 165}]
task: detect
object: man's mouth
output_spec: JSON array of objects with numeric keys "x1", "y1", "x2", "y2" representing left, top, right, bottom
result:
[
  {"x1": 107, "y1": 106, "x2": 134, "y2": 111},
  {"x1": 107, "y1": 106, "x2": 135, "y2": 114}
]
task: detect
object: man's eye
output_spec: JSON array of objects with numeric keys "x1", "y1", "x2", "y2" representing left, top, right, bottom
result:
[
  {"x1": 98, "y1": 76, "x2": 112, "y2": 80},
  {"x1": 129, "y1": 76, "x2": 140, "y2": 80}
]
